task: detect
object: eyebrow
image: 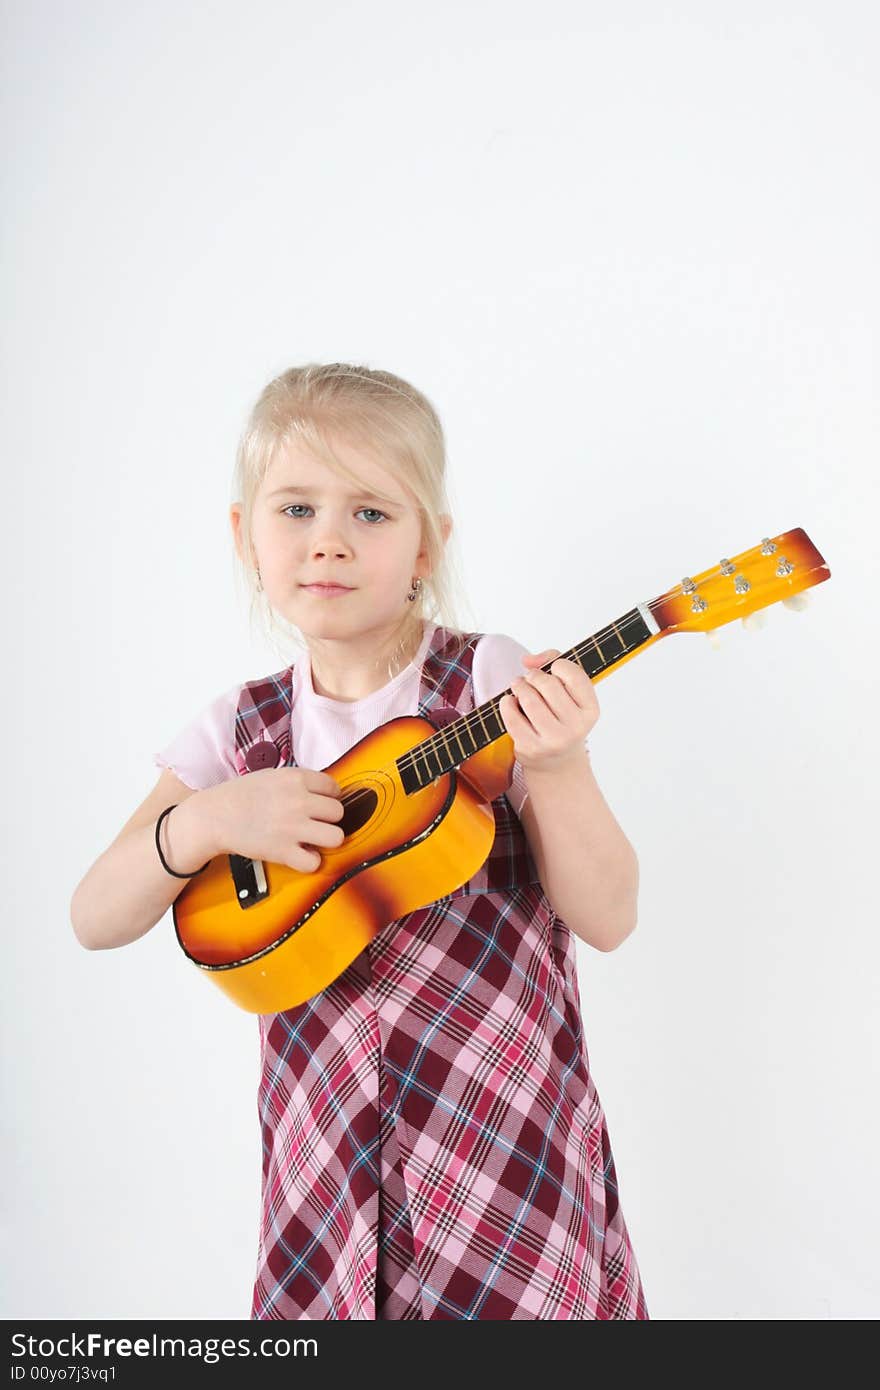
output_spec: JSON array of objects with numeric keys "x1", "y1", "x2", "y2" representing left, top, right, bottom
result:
[{"x1": 267, "y1": 485, "x2": 403, "y2": 508}]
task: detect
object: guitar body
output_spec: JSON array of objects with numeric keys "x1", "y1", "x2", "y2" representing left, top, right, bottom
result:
[{"x1": 173, "y1": 715, "x2": 511, "y2": 1014}]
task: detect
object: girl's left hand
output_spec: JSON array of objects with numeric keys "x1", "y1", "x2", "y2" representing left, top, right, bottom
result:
[{"x1": 498, "y1": 648, "x2": 599, "y2": 773}]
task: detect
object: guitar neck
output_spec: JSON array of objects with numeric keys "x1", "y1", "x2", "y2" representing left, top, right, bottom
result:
[{"x1": 397, "y1": 604, "x2": 660, "y2": 794}]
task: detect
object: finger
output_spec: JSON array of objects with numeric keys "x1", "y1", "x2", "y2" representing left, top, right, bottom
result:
[
  {"x1": 309, "y1": 819, "x2": 346, "y2": 846},
  {"x1": 513, "y1": 669, "x2": 582, "y2": 722},
  {"x1": 547, "y1": 656, "x2": 591, "y2": 690},
  {"x1": 308, "y1": 791, "x2": 345, "y2": 819},
  {"x1": 303, "y1": 769, "x2": 343, "y2": 795},
  {"x1": 292, "y1": 844, "x2": 323, "y2": 871},
  {"x1": 498, "y1": 691, "x2": 533, "y2": 739},
  {"x1": 508, "y1": 678, "x2": 567, "y2": 737},
  {"x1": 538, "y1": 658, "x2": 598, "y2": 712}
]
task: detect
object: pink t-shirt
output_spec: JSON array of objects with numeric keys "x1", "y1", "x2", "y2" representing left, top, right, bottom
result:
[{"x1": 153, "y1": 623, "x2": 586, "y2": 817}]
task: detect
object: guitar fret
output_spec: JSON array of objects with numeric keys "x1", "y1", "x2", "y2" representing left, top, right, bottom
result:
[
  {"x1": 450, "y1": 721, "x2": 476, "y2": 760},
  {"x1": 472, "y1": 699, "x2": 493, "y2": 742},
  {"x1": 425, "y1": 743, "x2": 444, "y2": 777},
  {"x1": 435, "y1": 725, "x2": 454, "y2": 771}
]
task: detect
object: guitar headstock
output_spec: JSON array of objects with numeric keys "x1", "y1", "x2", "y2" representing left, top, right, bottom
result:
[{"x1": 649, "y1": 528, "x2": 830, "y2": 636}]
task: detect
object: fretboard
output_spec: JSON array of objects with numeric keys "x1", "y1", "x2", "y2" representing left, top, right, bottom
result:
[{"x1": 396, "y1": 606, "x2": 656, "y2": 793}]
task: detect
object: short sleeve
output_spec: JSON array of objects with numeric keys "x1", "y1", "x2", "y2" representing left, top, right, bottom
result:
[
  {"x1": 153, "y1": 683, "x2": 242, "y2": 791},
  {"x1": 471, "y1": 633, "x2": 590, "y2": 818}
]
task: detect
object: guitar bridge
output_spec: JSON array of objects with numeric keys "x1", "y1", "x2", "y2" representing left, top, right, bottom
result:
[{"x1": 229, "y1": 854, "x2": 269, "y2": 908}]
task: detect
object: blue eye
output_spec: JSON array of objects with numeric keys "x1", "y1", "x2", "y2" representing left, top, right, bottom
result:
[{"x1": 281, "y1": 504, "x2": 388, "y2": 524}]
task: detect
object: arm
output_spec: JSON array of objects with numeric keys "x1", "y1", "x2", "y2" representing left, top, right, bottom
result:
[
  {"x1": 72, "y1": 685, "x2": 245, "y2": 949},
  {"x1": 498, "y1": 646, "x2": 639, "y2": 953},
  {"x1": 71, "y1": 764, "x2": 346, "y2": 952},
  {"x1": 518, "y1": 753, "x2": 639, "y2": 952},
  {"x1": 70, "y1": 770, "x2": 226, "y2": 950}
]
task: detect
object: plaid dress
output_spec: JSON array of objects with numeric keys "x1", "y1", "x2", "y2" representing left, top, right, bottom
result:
[{"x1": 233, "y1": 625, "x2": 648, "y2": 1320}]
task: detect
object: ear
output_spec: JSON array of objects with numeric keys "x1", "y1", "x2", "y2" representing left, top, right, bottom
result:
[
  {"x1": 416, "y1": 513, "x2": 452, "y2": 574},
  {"x1": 230, "y1": 503, "x2": 247, "y2": 564}
]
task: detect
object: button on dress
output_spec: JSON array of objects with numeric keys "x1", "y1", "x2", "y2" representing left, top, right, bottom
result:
[{"x1": 232, "y1": 625, "x2": 648, "y2": 1320}]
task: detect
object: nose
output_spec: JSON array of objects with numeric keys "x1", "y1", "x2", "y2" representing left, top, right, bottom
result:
[
  {"x1": 310, "y1": 519, "x2": 353, "y2": 559},
  {"x1": 312, "y1": 546, "x2": 349, "y2": 561}
]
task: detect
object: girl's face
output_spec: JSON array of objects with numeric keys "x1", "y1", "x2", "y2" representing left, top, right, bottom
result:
[{"x1": 239, "y1": 436, "x2": 433, "y2": 643}]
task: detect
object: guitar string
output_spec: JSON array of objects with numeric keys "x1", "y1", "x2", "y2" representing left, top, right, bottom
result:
[
  {"x1": 394, "y1": 605, "x2": 653, "y2": 777},
  {"x1": 320, "y1": 584, "x2": 757, "y2": 810},
  {"x1": 394, "y1": 550, "x2": 799, "y2": 779},
  {"x1": 316, "y1": 607, "x2": 653, "y2": 815},
  {"x1": 298, "y1": 559, "x2": 793, "y2": 814}
]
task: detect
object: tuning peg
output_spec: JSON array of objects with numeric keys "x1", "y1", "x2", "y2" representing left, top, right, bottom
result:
[
  {"x1": 741, "y1": 611, "x2": 768, "y2": 632},
  {"x1": 782, "y1": 593, "x2": 809, "y2": 612},
  {"x1": 706, "y1": 629, "x2": 722, "y2": 649}
]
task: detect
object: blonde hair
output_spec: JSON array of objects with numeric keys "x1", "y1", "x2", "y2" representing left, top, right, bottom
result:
[{"x1": 230, "y1": 362, "x2": 476, "y2": 682}]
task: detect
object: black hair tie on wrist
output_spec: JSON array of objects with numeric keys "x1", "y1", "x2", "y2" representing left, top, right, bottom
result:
[{"x1": 155, "y1": 804, "x2": 210, "y2": 878}]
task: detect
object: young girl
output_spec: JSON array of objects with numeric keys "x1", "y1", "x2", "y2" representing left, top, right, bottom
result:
[{"x1": 71, "y1": 362, "x2": 649, "y2": 1321}]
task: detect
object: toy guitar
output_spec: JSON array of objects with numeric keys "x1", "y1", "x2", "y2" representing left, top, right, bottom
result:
[{"x1": 174, "y1": 526, "x2": 830, "y2": 1014}]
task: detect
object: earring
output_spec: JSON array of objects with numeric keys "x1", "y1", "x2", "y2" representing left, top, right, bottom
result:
[
  {"x1": 407, "y1": 576, "x2": 423, "y2": 602},
  {"x1": 255, "y1": 565, "x2": 263, "y2": 592}
]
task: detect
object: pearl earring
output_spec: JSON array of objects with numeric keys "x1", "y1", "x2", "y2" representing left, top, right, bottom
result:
[{"x1": 407, "y1": 576, "x2": 423, "y2": 602}]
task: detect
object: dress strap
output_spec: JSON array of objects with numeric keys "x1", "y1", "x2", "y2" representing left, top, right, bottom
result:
[
  {"x1": 416, "y1": 625, "x2": 481, "y2": 721},
  {"x1": 233, "y1": 664, "x2": 296, "y2": 775}
]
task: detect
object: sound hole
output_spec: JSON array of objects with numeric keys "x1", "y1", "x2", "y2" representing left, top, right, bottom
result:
[{"x1": 339, "y1": 785, "x2": 378, "y2": 836}]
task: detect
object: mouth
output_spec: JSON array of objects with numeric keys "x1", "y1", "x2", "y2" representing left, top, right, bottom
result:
[{"x1": 300, "y1": 583, "x2": 355, "y2": 596}]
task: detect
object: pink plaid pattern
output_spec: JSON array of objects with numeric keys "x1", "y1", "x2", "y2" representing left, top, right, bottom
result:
[{"x1": 235, "y1": 626, "x2": 648, "y2": 1319}]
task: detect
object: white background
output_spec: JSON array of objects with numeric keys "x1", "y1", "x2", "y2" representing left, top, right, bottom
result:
[{"x1": 2, "y1": 0, "x2": 877, "y2": 1320}]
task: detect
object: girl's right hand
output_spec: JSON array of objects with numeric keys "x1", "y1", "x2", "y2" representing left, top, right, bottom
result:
[{"x1": 206, "y1": 767, "x2": 346, "y2": 872}]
